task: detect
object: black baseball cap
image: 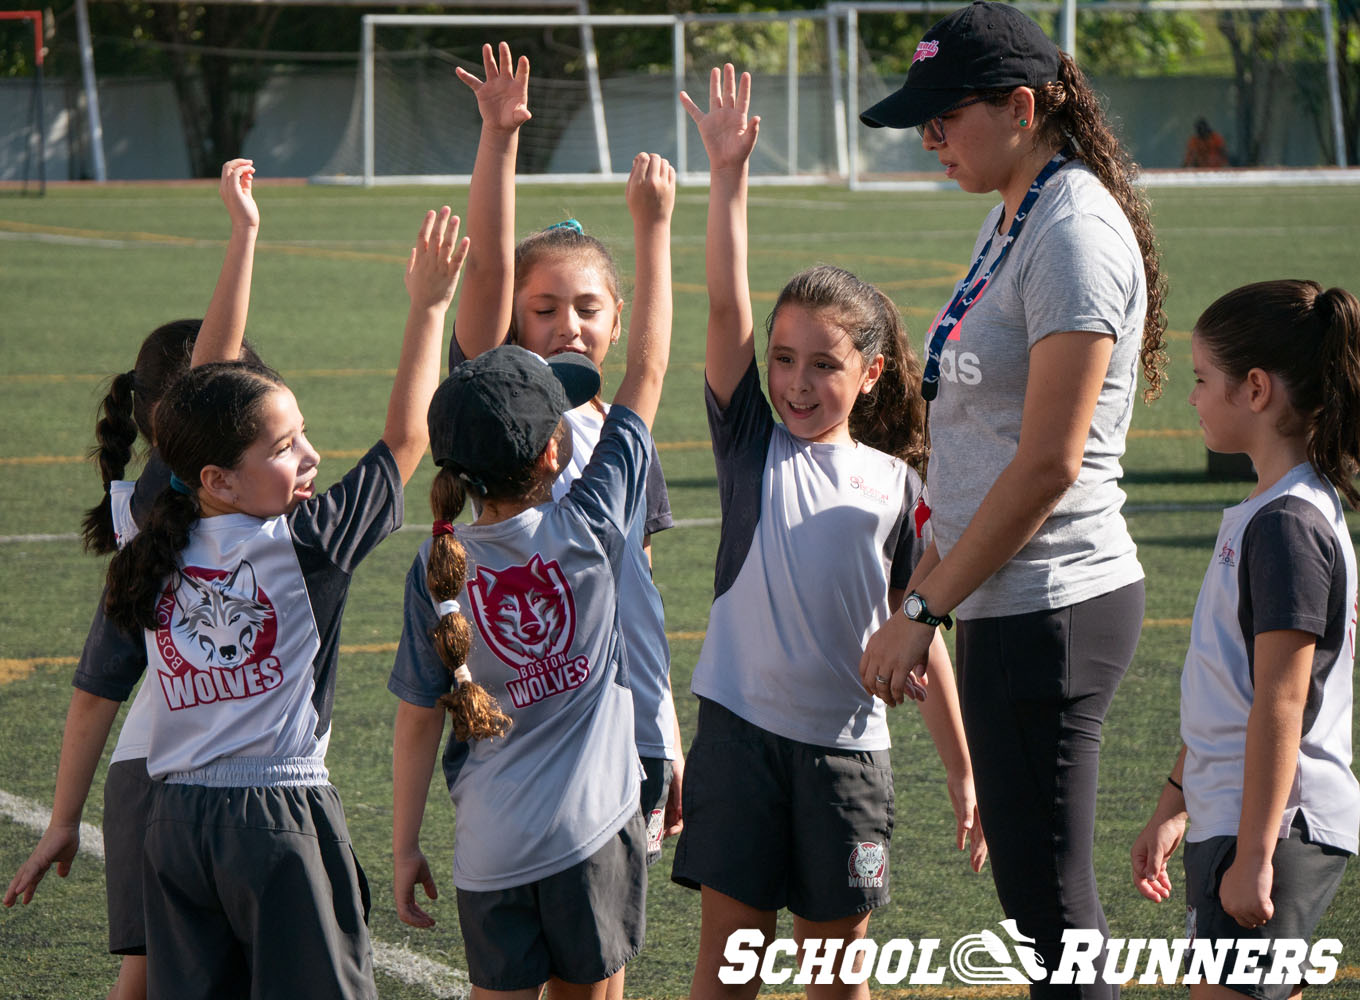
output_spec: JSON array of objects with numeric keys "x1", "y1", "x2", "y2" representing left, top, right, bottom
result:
[
  {"x1": 860, "y1": 1, "x2": 1061, "y2": 130},
  {"x1": 428, "y1": 345, "x2": 600, "y2": 483}
]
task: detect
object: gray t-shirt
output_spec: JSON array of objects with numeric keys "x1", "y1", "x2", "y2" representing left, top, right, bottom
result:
[
  {"x1": 926, "y1": 162, "x2": 1145, "y2": 619},
  {"x1": 388, "y1": 406, "x2": 648, "y2": 891}
]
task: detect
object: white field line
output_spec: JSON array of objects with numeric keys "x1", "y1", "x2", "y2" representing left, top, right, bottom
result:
[
  {"x1": 0, "y1": 503, "x2": 1228, "y2": 545},
  {"x1": 0, "y1": 788, "x2": 469, "y2": 999}
]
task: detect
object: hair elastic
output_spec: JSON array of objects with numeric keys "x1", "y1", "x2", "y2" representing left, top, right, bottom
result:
[
  {"x1": 1166, "y1": 775, "x2": 1183, "y2": 792},
  {"x1": 169, "y1": 474, "x2": 194, "y2": 496},
  {"x1": 545, "y1": 218, "x2": 584, "y2": 235},
  {"x1": 453, "y1": 665, "x2": 472, "y2": 685},
  {"x1": 436, "y1": 599, "x2": 461, "y2": 618},
  {"x1": 432, "y1": 520, "x2": 456, "y2": 537}
]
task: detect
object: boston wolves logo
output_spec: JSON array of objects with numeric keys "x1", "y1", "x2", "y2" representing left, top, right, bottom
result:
[
  {"x1": 153, "y1": 561, "x2": 283, "y2": 710},
  {"x1": 848, "y1": 841, "x2": 886, "y2": 888},
  {"x1": 466, "y1": 554, "x2": 591, "y2": 708}
]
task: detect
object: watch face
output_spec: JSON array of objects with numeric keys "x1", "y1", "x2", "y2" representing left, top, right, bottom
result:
[{"x1": 905, "y1": 595, "x2": 923, "y2": 619}]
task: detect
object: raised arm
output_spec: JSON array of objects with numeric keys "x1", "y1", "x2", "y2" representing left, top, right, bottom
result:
[
  {"x1": 609, "y1": 152, "x2": 675, "y2": 431},
  {"x1": 192, "y1": 158, "x2": 259, "y2": 368},
  {"x1": 386, "y1": 208, "x2": 469, "y2": 483},
  {"x1": 679, "y1": 64, "x2": 760, "y2": 407},
  {"x1": 451, "y1": 42, "x2": 530, "y2": 359}
]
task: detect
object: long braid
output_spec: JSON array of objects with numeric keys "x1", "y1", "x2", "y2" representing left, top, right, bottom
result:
[
  {"x1": 428, "y1": 467, "x2": 511, "y2": 742},
  {"x1": 82, "y1": 369, "x2": 141, "y2": 554}
]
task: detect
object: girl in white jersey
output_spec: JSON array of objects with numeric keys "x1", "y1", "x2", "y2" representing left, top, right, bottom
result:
[
  {"x1": 673, "y1": 65, "x2": 984, "y2": 1000},
  {"x1": 91, "y1": 207, "x2": 467, "y2": 1000},
  {"x1": 4, "y1": 158, "x2": 265, "y2": 1000},
  {"x1": 389, "y1": 200, "x2": 671, "y2": 996},
  {"x1": 448, "y1": 42, "x2": 685, "y2": 865},
  {"x1": 1132, "y1": 280, "x2": 1360, "y2": 1000}
]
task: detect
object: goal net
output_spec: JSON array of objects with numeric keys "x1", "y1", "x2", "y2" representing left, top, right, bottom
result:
[
  {"x1": 314, "y1": 10, "x2": 844, "y2": 186},
  {"x1": 845, "y1": 0, "x2": 1347, "y2": 189}
]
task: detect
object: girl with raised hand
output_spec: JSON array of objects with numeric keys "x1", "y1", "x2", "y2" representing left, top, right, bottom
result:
[
  {"x1": 4, "y1": 157, "x2": 263, "y2": 1000},
  {"x1": 88, "y1": 207, "x2": 466, "y2": 1000},
  {"x1": 858, "y1": 3, "x2": 1167, "y2": 993},
  {"x1": 673, "y1": 65, "x2": 984, "y2": 1000},
  {"x1": 452, "y1": 40, "x2": 685, "y2": 864},
  {"x1": 1132, "y1": 281, "x2": 1360, "y2": 1000},
  {"x1": 388, "y1": 217, "x2": 672, "y2": 996}
]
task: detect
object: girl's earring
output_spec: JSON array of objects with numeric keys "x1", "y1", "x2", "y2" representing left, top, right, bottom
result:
[{"x1": 1019, "y1": 119, "x2": 1029, "y2": 128}]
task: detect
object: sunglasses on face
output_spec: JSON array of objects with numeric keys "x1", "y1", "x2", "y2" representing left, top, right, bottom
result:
[{"x1": 916, "y1": 96, "x2": 990, "y2": 144}]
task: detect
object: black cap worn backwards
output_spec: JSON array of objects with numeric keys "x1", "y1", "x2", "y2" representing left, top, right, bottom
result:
[
  {"x1": 860, "y1": 1, "x2": 1062, "y2": 130},
  {"x1": 428, "y1": 345, "x2": 600, "y2": 485}
]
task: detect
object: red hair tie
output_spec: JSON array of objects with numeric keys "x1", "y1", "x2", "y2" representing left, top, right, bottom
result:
[{"x1": 432, "y1": 520, "x2": 455, "y2": 537}]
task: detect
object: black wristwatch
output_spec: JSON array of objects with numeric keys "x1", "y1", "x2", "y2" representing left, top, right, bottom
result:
[{"x1": 902, "y1": 590, "x2": 952, "y2": 630}]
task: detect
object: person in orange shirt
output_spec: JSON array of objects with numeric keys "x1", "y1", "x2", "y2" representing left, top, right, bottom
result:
[{"x1": 1184, "y1": 117, "x2": 1229, "y2": 168}]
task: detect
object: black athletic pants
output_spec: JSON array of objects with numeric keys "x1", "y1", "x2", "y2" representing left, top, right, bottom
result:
[{"x1": 957, "y1": 580, "x2": 1145, "y2": 1000}]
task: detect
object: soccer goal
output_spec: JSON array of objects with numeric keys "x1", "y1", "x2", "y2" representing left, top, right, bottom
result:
[
  {"x1": 313, "y1": 7, "x2": 846, "y2": 186},
  {"x1": 842, "y1": 0, "x2": 1348, "y2": 191},
  {"x1": 0, "y1": 9, "x2": 46, "y2": 194}
]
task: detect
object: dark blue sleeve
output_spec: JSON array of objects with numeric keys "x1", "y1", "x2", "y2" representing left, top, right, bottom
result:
[
  {"x1": 643, "y1": 437, "x2": 674, "y2": 537},
  {"x1": 1240, "y1": 499, "x2": 1338, "y2": 639},
  {"x1": 388, "y1": 549, "x2": 453, "y2": 708},
  {"x1": 290, "y1": 441, "x2": 404, "y2": 574},
  {"x1": 71, "y1": 589, "x2": 148, "y2": 701},
  {"x1": 706, "y1": 358, "x2": 775, "y2": 599},
  {"x1": 131, "y1": 451, "x2": 172, "y2": 529}
]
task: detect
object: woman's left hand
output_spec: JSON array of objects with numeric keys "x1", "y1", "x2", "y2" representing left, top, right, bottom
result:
[{"x1": 859, "y1": 613, "x2": 932, "y2": 707}]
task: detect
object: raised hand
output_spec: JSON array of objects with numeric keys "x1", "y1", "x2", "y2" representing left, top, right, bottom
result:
[
  {"x1": 456, "y1": 41, "x2": 531, "y2": 134},
  {"x1": 404, "y1": 207, "x2": 470, "y2": 312},
  {"x1": 626, "y1": 152, "x2": 676, "y2": 228},
  {"x1": 679, "y1": 63, "x2": 761, "y2": 172},
  {"x1": 218, "y1": 157, "x2": 259, "y2": 231}
]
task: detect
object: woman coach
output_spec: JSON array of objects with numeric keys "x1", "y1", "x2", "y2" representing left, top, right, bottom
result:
[{"x1": 857, "y1": 3, "x2": 1168, "y2": 997}]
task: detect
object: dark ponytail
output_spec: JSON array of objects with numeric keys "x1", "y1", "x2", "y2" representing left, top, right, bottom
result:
[
  {"x1": 428, "y1": 467, "x2": 511, "y2": 742},
  {"x1": 1195, "y1": 280, "x2": 1360, "y2": 509},
  {"x1": 765, "y1": 265, "x2": 928, "y2": 472},
  {"x1": 82, "y1": 319, "x2": 263, "y2": 554},
  {"x1": 104, "y1": 361, "x2": 284, "y2": 631},
  {"x1": 1033, "y1": 53, "x2": 1169, "y2": 402}
]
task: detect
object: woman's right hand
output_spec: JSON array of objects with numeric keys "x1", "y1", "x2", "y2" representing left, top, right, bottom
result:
[
  {"x1": 1130, "y1": 811, "x2": 1185, "y2": 903},
  {"x1": 456, "y1": 41, "x2": 531, "y2": 134},
  {"x1": 3, "y1": 822, "x2": 80, "y2": 907},
  {"x1": 679, "y1": 64, "x2": 761, "y2": 172}
]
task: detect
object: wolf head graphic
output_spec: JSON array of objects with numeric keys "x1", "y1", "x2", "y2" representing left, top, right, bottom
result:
[
  {"x1": 173, "y1": 560, "x2": 274, "y2": 669},
  {"x1": 467, "y1": 554, "x2": 576, "y2": 668}
]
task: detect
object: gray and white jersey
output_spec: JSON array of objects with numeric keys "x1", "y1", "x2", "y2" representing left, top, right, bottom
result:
[
  {"x1": 1182, "y1": 463, "x2": 1359, "y2": 853},
  {"x1": 926, "y1": 162, "x2": 1145, "y2": 619},
  {"x1": 389, "y1": 406, "x2": 649, "y2": 891},
  {"x1": 691, "y1": 361, "x2": 929, "y2": 751}
]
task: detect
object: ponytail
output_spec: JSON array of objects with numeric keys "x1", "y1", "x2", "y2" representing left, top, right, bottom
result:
[
  {"x1": 105, "y1": 487, "x2": 199, "y2": 631},
  {"x1": 1310, "y1": 287, "x2": 1360, "y2": 509},
  {"x1": 428, "y1": 467, "x2": 511, "y2": 742},
  {"x1": 1195, "y1": 280, "x2": 1360, "y2": 509},
  {"x1": 81, "y1": 369, "x2": 140, "y2": 554},
  {"x1": 1034, "y1": 53, "x2": 1169, "y2": 402}
]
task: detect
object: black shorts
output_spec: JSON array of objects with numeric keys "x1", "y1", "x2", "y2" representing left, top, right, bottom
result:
[
  {"x1": 143, "y1": 782, "x2": 375, "y2": 1000},
  {"x1": 640, "y1": 756, "x2": 673, "y2": 867},
  {"x1": 104, "y1": 757, "x2": 154, "y2": 955},
  {"x1": 672, "y1": 698, "x2": 893, "y2": 922},
  {"x1": 1184, "y1": 817, "x2": 1349, "y2": 1000},
  {"x1": 456, "y1": 812, "x2": 647, "y2": 991}
]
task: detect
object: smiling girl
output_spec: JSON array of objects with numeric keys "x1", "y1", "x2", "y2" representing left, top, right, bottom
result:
[
  {"x1": 672, "y1": 66, "x2": 984, "y2": 1000},
  {"x1": 96, "y1": 209, "x2": 468, "y2": 1000}
]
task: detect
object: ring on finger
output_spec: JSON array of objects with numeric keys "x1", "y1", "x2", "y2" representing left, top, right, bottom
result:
[{"x1": 875, "y1": 675, "x2": 888, "y2": 685}]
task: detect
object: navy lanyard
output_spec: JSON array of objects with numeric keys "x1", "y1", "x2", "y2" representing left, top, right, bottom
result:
[{"x1": 920, "y1": 153, "x2": 1068, "y2": 402}]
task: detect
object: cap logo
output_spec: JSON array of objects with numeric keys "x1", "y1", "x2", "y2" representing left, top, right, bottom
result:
[{"x1": 912, "y1": 40, "x2": 940, "y2": 65}]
